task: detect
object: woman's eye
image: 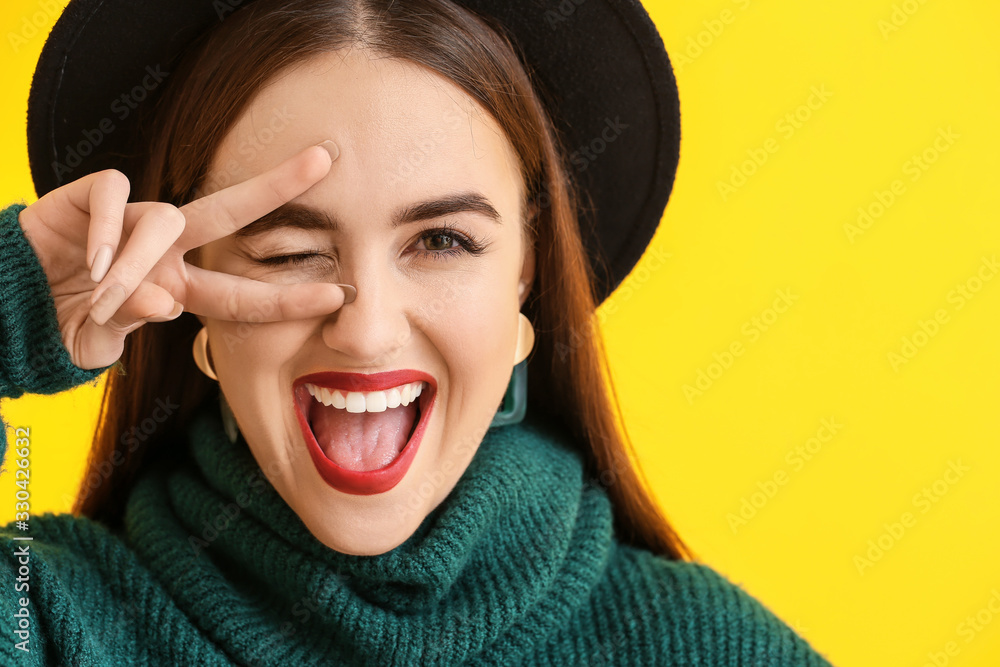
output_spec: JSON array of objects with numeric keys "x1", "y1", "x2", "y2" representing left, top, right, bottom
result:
[
  {"x1": 253, "y1": 225, "x2": 489, "y2": 266},
  {"x1": 255, "y1": 252, "x2": 328, "y2": 267},
  {"x1": 412, "y1": 225, "x2": 489, "y2": 261}
]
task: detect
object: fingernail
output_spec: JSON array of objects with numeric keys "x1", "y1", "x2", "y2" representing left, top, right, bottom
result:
[
  {"x1": 90, "y1": 244, "x2": 113, "y2": 283},
  {"x1": 317, "y1": 139, "x2": 340, "y2": 161},
  {"x1": 145, "y1": 301, "x2": 184, "y2": 323},
  {"x1": 90, "y1": 284, "x2": 127, "y2": 326},
  {"x1": 336, "y1": 284, "x2": 356, "y2": 304}
]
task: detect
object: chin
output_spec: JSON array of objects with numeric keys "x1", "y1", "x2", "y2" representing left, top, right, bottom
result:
[{"x1": 300, "y1": 507, "x2": 417, "y2": 556}]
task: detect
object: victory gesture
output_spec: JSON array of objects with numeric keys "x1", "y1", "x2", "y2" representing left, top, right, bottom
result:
[{"x1": 16, "y1": 142, "x2": 349, "y2": 371}]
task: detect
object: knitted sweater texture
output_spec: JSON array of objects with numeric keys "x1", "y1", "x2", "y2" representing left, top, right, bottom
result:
[{"x1": 0, "y1": 202, "x2": 836, "y2": 665}]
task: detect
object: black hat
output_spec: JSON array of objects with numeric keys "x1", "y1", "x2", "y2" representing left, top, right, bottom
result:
[{"x1": 27, "y1": 0, "x2": 680, "y2": 305}]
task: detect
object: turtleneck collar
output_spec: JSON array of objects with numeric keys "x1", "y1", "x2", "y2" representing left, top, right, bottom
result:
[{"x1": 122, "y1": 400, "x2": 616, "y2": 665}]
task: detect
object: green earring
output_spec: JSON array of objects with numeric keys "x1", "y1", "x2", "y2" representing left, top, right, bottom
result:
[
  {"x1": 490, "y1": 358, "x2": 528, "y2": 428},
  {"x1": 490, "y1": 311, "x2": 533, "y2": 429}
]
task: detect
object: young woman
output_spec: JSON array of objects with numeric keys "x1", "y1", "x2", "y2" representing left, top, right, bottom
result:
[{"x1": 0, "y1": 0, "x2": 835, "y2": 664}]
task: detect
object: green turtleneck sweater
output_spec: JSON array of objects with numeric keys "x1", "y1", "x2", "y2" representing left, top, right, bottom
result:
[{"x1": 0, "y1": 202, "x2": 835, "y2": 665}]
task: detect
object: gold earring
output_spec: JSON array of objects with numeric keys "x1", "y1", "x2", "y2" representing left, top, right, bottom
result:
[
  {"x1": 514, "y1": 312, "x2": 534, "y2": 365},
  {"x1": 192, "y1": 326, "x2": 218, "y2": 380}
]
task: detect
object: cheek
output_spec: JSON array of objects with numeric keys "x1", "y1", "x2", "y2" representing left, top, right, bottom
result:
[
  {"x1": 211, "y1": 320, "x2": 309, "y2": 373},
  {"x1": 413, "y1": 272, "x2": 517, "y2": 374}
]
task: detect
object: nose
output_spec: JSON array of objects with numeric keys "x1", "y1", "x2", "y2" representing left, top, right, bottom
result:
[{"x1": 320, "y1": 273, "x2": 412, "y2": 368}]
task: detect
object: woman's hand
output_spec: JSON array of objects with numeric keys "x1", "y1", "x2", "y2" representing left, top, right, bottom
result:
[{"x1": 17, "y1": 143, "x2": 347, "y2": 371}]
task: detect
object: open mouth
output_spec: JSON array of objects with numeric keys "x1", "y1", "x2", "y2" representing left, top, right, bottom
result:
[{"x1": 292, "y1": 370, "x2": 437, "y2": 495}]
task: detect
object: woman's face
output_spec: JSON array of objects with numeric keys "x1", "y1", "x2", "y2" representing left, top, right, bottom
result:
[{"x1": 193, "y1": 48, "x2": 534, "y2": 556}]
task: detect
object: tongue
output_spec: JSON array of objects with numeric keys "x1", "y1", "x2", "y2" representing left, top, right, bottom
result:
[{"x1": 310, "y1": 399, "x2": 418, "y2": 472}]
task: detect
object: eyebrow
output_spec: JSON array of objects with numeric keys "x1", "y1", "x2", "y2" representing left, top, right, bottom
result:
[{"x1": 233, "y1": 191, "x2": 502, "y2": 239}]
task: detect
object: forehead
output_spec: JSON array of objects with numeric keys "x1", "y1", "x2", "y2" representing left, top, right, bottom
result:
[{"x1": 206, "y1": 48, "x2": 524, "y2": 212}]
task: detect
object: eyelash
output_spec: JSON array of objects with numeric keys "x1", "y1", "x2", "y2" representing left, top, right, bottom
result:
[{"x1": 255, "y1": 223, "x2": 489, "y2": 266}]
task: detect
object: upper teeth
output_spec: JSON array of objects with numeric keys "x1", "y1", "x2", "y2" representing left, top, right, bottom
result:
[{"x1": 304, "y1": 381, "x2": 425, "y2": 414}]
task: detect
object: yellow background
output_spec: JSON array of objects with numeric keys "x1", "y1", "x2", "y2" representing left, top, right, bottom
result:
[{"x1": 2, "y1": 1, "x2": 999, "y2": 665}]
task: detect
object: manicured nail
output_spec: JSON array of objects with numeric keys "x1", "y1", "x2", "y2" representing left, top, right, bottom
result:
[
  {"x1": 90, "y1": 244, "x2": 113, "y2": 283},
  {"x1": 90, "y1": 284, "x2": 127, "y2": 326},
  {"x1": 317, "y1": 140, "x2": 340, "y2": 161},
  {"x1": 144, "y1": 301, "x2": 184, "y2": 323},
  {"x1": 336, "y1": 283, "x2": 356, "y2": 304}
]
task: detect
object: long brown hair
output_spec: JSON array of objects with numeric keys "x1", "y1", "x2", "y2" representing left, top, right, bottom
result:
[{"x1": 75, "y1": 0, "x2": 694, "y2": 561}]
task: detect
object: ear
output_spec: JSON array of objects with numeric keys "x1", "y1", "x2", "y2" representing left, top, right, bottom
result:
[{"x1": 518, "y1": 202, "x2": 537, "y2": 308}]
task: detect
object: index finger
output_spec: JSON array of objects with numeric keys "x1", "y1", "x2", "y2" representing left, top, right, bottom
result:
[
  {"x1": 183, "y1": 263, "x2": 351, "y2": 322},
  {"x1": 176, "y1": 140, "x2": 338, "y2": 251}
]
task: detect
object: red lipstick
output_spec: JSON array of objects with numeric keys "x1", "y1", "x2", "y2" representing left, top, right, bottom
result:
[{"x1": 292, "y1": 370, "x2": 436, "y2": 495}]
